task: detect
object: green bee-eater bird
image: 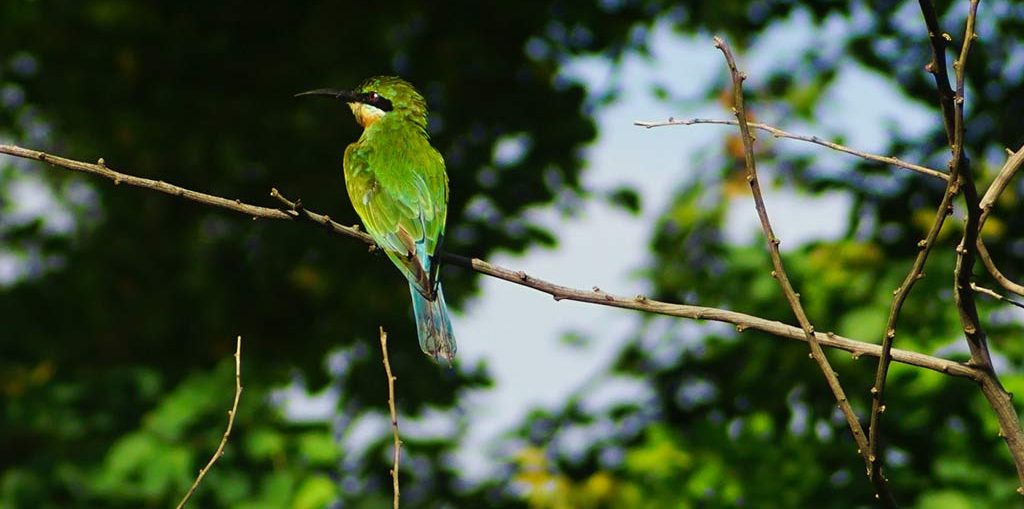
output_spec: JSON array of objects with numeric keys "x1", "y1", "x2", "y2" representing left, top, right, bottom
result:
[{"x1": 297, "y1": 76, "x2": 456, "y2": 363}]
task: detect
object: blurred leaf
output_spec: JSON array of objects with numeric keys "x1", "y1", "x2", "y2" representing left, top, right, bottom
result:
[
  {"x1": 291, "y1": 475, "x2": 337, "y2": 509},
  {"x1": 606, "y1": 186, "x2": 642, "y2": 215}
]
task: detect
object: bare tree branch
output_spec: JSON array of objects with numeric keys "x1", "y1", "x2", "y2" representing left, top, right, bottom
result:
[
  {"x1": 0, "y1": 144, "x2": 377, "y2": 245},
  {"x1": 950, "y1": 0, "x2": 993, "y2": 368},
  {"x1": 711, "y1": 36, "x2": 896, "y2": 506},
  {"x1": 970, "y1": 283, "x2": 1024, "y2": 310},
  {"x1": 0, "y1": 143, "x2": 978, "y2": 380},
  {"x1": 917, "y1": 0, "x2": 957, "y2": 140},
  {"x1": 977, "y1": 145, "x2": 1024, "y2": 297},
  {"x1": 901, "y1": 0, "x2": 1024, "y2": 494},
  {"x1": 947, "y1": 1, "x2": 1024, "y2": 491},
  {"x1": 176, "y1": 336, "x2": 243, "y2": 509},
  {"x1": 866, "y1": 0, "x2": 981, "y2": 487},
  {"x1": 977, "y1": 241, "x2": 1024, "y2": 297},
  {"x1": 379, "y1": 327, "x2": 401, "y2": 509},
  {"x1": 634, "y1": 117, "x2": 948, "y2": 181}
]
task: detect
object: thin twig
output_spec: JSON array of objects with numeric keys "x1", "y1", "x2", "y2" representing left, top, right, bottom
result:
[
  {"x1": 634, "y1": 117, "x2": 948, "y2": 181},
  {"x1": 379, "y1": 327, "x2": 401, "y2": 509},
  {"x1": 0, "y1": 143, "x2": 979, "y2": 379},
  {"x1": 971, "y1": 282, "x2": 1024, "y2": 310},
  {"x1": 176, "y1": 336, "x2": 243, "y2": 509},
  {"x1": 711, "y1": 36, "x2": 896, "y2": 506}
]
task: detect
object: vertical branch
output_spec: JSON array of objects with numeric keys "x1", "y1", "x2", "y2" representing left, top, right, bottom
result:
[
  {"x1": 917, "y1": 0, "x2": 957, "y2": 139},
  {"x1": 888, "y1": 0, "x2": 1024, "y2": 493},
  {"x1": 176, "y1": 336, "x2": 244, "y2": 509},
  {"x1": 380, "y1": 327, "x2": 402, "y2": 509},
  {"x1": 950, "y1": 0, "x2": 991, "y2": 370},
  {"x1": 948, "y1": 0, "x2": 1024, "y2": 491},
  {"x1": 868, "y1": 0, "x2": 979, "y2": 486},
  {"x1": 711, "y1": 36, "x2": 896, "y2": 506}
]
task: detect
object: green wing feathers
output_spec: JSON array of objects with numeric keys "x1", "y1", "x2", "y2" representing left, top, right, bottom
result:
[{"x1": 343, "y1": 134, "x2": 448, "y2": 298}]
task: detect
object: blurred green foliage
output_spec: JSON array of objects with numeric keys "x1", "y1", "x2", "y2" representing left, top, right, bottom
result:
[{"x1": 3, "y1": 0, "x2": 1024, "y2": 508}]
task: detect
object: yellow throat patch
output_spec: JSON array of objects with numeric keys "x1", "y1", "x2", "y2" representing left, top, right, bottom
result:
[{"x1": 349, "y1": 102, "x2": 387, "y2": 128}]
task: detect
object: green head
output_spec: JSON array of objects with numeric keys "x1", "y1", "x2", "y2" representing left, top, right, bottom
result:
[{"x1": 296, "y1": 76, "x2": 428, "y2": 131}]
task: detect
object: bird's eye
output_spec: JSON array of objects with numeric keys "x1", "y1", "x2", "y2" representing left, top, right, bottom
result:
[{"x1": 364, "y1": 91, "x2": 393, "y2": 112}]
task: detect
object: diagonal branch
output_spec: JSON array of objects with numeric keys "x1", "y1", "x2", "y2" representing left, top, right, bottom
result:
[
  {"x1": 711, "y1": 36, "x2": 896, "y2": 506},
  {"x1": 865, "y1": 130, "x2": 961, "y2": 490},
  {"x1": 0, "y1": 143, "x2": 982, "y2": 379},
  {"x1": 634, "y1": 117, "x2": 948, "y2": 181},
  {"x1": 971, "y1": 283, "x2": 1024, "y2": 311},
  {"x1": 0, "y1": 144, "x2": 378, "y2": 245}
]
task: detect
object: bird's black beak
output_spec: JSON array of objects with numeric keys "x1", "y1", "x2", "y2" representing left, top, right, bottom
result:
[{"x1": 294, "y1": 88, "x2": 360, "y2": 102}]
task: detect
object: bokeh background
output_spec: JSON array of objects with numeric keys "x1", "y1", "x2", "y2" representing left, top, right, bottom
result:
[{"x1": 3, "y1": 1, "x2": 1024, "y2": 507}]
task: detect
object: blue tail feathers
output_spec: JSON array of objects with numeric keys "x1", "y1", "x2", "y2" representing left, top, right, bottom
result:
[{"x1": 409, "y1": 282, "x2": 456, "y2": 363}]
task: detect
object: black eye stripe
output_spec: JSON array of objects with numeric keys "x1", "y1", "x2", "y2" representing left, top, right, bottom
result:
[{"x1": 361, "y1": 91, "x2": 393, "y2": 112}]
